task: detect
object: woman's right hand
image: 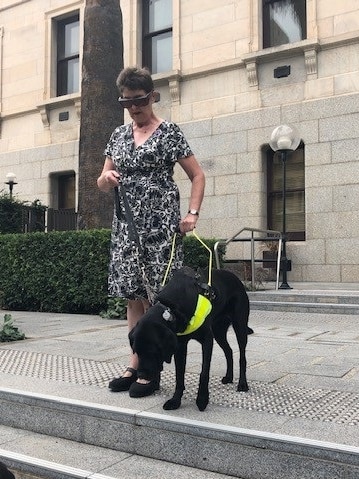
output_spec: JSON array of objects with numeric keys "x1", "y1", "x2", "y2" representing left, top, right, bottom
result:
[
  {"x1": 103, "y1": 170, "x2": 121, "y2": 187},
  {"x1": 97, "y1": 158, "x2": 120, "y2": 192}
]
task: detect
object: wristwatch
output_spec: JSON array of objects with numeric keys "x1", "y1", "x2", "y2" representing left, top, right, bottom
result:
[{"x1": 188, "y1": 209, "x2": 199, "y2": 216}]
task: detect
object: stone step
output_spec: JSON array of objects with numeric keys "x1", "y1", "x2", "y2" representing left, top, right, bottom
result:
[
  {"x1": 0, "y1": 389, "x2": 358, "y2": 479},
  {"x1": 0, "y1": 430, "x2": 238, "y2": 479},
  {"x1": 248, "y1": 291, "x2": 359, "y2": 314}
]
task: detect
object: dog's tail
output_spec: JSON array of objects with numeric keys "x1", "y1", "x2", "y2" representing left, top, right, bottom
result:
[{"x1": 247, "y1": 326, "x2": 254, "y2": 335}]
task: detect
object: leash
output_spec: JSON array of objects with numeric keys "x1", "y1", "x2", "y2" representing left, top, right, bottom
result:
[
  {"x1": 192, "y1": 229, "x2": 213, "y2": 286},
  {"x1": 160, "y1": 228, "x2": 215, "y2": 336},
  {"x1": 114, "y1": 185, "x2": 155, "y2": 304},
  {"x1": 162, "y1": 228, "x2": 213, "y2": 287}
]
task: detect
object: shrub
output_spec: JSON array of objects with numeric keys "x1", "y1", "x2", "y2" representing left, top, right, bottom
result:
[
  {"x1": 0, "y1": 230, "x2": 110, "y2": 313},
  {"x1": 0, "y1": 230, "x2": 225, "y2": 314},
  {"x1": 0, "y1": 314, "x2": 25, "y2": 342},
  {"x1": 0, "y1": 192, "x2": 23, "y2": 233}
]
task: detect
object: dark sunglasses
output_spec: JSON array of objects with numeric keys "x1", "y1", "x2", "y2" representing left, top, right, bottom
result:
[{"x1": 118, "y1": 91, "x2": 153, "y2": 109}]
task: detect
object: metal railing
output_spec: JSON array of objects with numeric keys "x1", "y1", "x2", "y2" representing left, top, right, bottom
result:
[
  {"x1": 21, "y1": 207, "x2": 78, "y2": 233},
  {"x1": 47, "y1": 208, "x2": 78, "y2": 232},
  {"x1": 214, "y1": 227, "x2": 283, "y2": 290}
]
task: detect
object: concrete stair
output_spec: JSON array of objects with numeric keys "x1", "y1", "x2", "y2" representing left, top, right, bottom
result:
[
  {"x1": 0, "y1": 388, "x2": 358, "y2": 479},
  {"x1": 248, "y1": 289, "x2": 359, "y2": 314}
]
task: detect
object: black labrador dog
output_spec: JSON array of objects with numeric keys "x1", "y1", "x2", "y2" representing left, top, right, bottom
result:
[{"x1": 129, "y1": 267, "x2": 253, "y2": 411}]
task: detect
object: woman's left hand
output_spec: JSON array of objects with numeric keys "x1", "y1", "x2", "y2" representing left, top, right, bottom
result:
[{"x1": 179, "y1": 214, "x2": 197, "y2": 235}]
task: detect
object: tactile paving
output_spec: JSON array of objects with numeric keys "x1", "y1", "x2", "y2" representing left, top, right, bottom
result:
[{"x1": 0, "y1": 349, "x2": 357, "y2": 426}]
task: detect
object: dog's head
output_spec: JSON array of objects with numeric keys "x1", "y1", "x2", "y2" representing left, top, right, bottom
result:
[{"x1": 129, "y1": 303, "x2": 178, "y2": 380}]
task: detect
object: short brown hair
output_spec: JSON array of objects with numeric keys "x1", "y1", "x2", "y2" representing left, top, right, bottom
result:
[{"x1": 116, "y1": 67, "x2": 154, "y2": 95}]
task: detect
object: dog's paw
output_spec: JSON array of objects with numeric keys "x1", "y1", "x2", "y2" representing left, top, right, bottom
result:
[
  {"x1": 221, "y1": 375, "x2": 233, "y2": 384},
  {"x1": 237, "y1": 381, "x2": 249, "y2": 392},
  {"x1": 196, "y1": 394, "x2": 209, "y2": 411},
  {"x1": 163, "y1": 397, "x2": 181, "y2": 410}
]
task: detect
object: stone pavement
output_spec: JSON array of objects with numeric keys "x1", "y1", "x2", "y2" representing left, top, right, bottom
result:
[{"x1": 0, "y1": 286, "x2": 358, "y2": 478}]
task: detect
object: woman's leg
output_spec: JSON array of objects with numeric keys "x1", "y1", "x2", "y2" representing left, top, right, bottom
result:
[
  {"x1": 122, "y1": 298, "x2": 150, "y2": 376},
  {"x1": 108, "y1": 298, "x2": 150, "y2": 391}
]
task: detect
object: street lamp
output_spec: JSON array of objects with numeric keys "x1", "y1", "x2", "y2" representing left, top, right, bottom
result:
[
  {"x1": 5, "y1": 172, "x2": 17, "y2": 200},
  {"x1": 269, "y1": 125, "x2": 301, "y2": 289}
]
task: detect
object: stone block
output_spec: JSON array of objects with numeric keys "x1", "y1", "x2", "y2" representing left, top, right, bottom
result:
[
  {"x1": 304, "y1": 77, "x2": 334, "y2": 100},
  {"x1": 332, "y1": 138, "x2": 359, "y2": 164},
  {"x1": 305, "y1": 143, "x2": 331, "y2": 166},
  {"x1": 307, "y1": 211, "x2": 359, "y2": 240},
  {"x1": 306, "y1": 186, "x2": 333, "y2": 213},
  {"x1": 342, "y1": 265, "x2": 359, "y2": 282},
  {"x1": 261, "y1": 83, "x2": 305, "y2": 108},
  {"x1": 326, "y1": 237, "x2": 359, "y2": 264},
  {"x1": 335, "y1": 72, "x2": 359, "y2": 95},
  {"x1": 203, "y1": 194, "x2": 238, "y2": 219},
  {"x1": 333, "y1": 184, "x2": 359, "y2": 212},
  {"x1": 288, "y1": 239, "x2": 325, "y2": 265},
  {"x1": 180, "y1": 119, "x2": 212, "y2": 140},
  {"x1": 320, "y1": 112, "x2": 359, "y2": 142},
  {"x1": 334, "y1": 11, "x2": 359, "y2": 36},
  {"x1": 301, "y1": 264, "x2": 341, "y2": 282},
  {"x1": 305, "y1": 163, "x2": 357, "y2": 187}
]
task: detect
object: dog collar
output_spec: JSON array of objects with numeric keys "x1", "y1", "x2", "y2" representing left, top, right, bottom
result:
[{"x1": 177, "y1": 294, "x2": 212, "y2": 336}]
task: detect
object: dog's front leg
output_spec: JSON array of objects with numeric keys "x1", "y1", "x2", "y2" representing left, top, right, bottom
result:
[
  {"x1": 196, "y1": 333, "x2": 214, "y2": 411},
  {"x1": 163, "y1": 341, "x2": 188, "y2": 410}
]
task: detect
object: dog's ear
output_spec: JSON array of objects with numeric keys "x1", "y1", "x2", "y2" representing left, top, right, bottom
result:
[
  {"x1": 129, "y1": 310, "x2": 177, "y2": 363},
  {"x1": 163, "y1": 329, "x2": 177, "y2": 363},
  {"x1": 156, "y1": 324, "x2": 177, "y2": 363}
]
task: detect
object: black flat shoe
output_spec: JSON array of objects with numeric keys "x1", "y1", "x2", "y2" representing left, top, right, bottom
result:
[
  {"x1": 109, "y1": 367, "x2": 137, "y2": 392},
  {"x1": 129, "y1": 377, "x2": 160, "y2": 398}
]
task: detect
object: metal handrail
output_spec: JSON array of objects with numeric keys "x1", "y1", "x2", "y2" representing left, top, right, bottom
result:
[{"x1": 214, "y1": 227, "x2": 283, "y2": 290}]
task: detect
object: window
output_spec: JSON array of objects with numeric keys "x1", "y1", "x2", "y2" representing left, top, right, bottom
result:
[
  {"x1": 58, "y1": 173, "x2": 76, "y2": 210},
  {"x1": 267, "y1": 144, "x2": 305, "y2": 241},
  {"x1": 263, "y1": 0, "x2": 306, "y2": 49},
  {"x1": 56, "y1": 14, "x2": 79, "y2": 96},
  {"x1": 50, "y1": 172, "x2": 76, "y2": 210},
  {"x1": 142, "y1": 0, "x2": 173, "y2": 74}
]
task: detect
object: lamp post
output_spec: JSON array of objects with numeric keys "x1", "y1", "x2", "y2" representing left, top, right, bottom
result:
[
  {"x1": 5, "y1": 172, "x2": 17, "y2": 200},
  {"x1": 269, "y1": 125, "x2": 301, "y2": 289}
]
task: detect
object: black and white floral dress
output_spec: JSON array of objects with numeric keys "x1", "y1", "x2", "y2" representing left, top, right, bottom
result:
[{"x1": 104, "y1": 120, "x2": 193, "y2": 301}]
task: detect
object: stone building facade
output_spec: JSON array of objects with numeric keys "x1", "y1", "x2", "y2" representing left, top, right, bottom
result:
[{"x1": 1, "y1": 1, "x2": 359, "y2": 282}]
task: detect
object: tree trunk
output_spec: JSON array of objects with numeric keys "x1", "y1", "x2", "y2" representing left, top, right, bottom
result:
[{"x1": 78, "y1": 0, "x2": 124, "y2": 229}]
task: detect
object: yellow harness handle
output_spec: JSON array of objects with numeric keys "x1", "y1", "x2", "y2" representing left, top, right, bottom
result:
[
  {"x1": 161, "y1": 228, "x2": 214, "y2": 336},
  {"x1": 192, "y1": 228, "x2": 213, "y2": 286},
  {"x1": 161, "y1": 228, "x2": 213, "y2": 287}
]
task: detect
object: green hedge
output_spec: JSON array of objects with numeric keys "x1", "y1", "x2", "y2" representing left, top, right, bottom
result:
[
  {"x1": 0, "y1": 194, "x2": 23, "y2": 233},
  {"x1": 0, "y1": 230, "x2": 225, "y2": 314}
]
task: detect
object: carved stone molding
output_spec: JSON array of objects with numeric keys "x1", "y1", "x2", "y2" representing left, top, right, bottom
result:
[
  {"x1": 304, "y1": 48, "x2": 318, "y2": 78},
  {"x1": 245, "y1": 61, "x2": 258, "y2": 88},
  {"x1": 37, "y1": 94, "x2": 81, "y2": 128},
  {"x1": 74, "y1": 99, "x2": 81, "y2": 119},
  {"x1": 168, "y1": 76, "x2": 180, "y2": 103},
  {"x1": 37, "y1": 105, "x2": 50, "y2": 128}
]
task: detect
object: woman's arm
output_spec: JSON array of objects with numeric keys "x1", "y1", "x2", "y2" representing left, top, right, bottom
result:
[{"x1": 178, "y1": 155, "x2": 205, "y2": 234}]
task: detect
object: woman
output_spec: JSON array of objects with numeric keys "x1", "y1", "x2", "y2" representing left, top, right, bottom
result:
[{"x1": 97, "y1": 67, "x2": 205, "y2": 398}]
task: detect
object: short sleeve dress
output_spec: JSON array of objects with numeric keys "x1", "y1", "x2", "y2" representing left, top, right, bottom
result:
[{"x1": 104, "y1": 120, "x2": 193, "y2": 301}]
